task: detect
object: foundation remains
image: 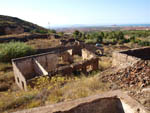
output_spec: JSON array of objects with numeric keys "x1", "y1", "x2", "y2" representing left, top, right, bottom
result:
[
  {"x1": 13, "y1": 90, "x2": 149, "y2": 113},
  {"x1": 112, "y1": 46, "x2": 150, "y2": 69},
  {"x1": 12, "y1": 45, "x2": 99, "y2": 91}
]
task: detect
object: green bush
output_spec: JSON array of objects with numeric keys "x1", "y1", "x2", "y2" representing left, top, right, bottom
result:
[
  {"x1": 0, "y1": 42, "x2": 36, "y2": 62},
  {"x1": 85, "y1": 39, "x2": 97, "y2": 44},
  {"x1": 31, "y1": 29, "x2": 48, "y2": 34},
  {"x1": 138, "y1": 41, "x2": 150, "y2": 46}
]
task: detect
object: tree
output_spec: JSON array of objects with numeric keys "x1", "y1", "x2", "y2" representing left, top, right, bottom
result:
[
  {"x1": 73, "y1": 30, "x2": 80, "y2": 39},
  {"x1": 81, "y1": 32, "x2": 86, "y2": 41},
  {"x1": 117, "y1": 31, "x2": 124, "y2": 40},
  {"x1": 48, "y1": 29, "x2": 56, "y2": 34},
  {"x1": 130, "y1": 36, "x2": 135, "y2": 43},
  {"x1": 97, "y1": 35, "x2": 103, "y2": 43},
  {"x1": 100, "y1": 32, "x2": 104, "y2": 38},
  {"x1": 51, "y1": 29, "x2": 56, "y2": 34},
  {"x1": 58, "y1": 32, "x2": 64, "y2": 37}
]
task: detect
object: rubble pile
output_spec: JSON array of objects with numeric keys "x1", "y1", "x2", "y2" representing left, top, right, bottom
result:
[{"x1": 102, "y1": 60, "x2": 150, "y2": 89}]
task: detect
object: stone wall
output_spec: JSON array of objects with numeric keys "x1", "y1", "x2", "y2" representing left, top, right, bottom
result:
[
  {"x1": 82, "y1": 49, "x2": 96, "y2": 60},
  {"x1": 53, "y1": 57, "x2": 99, "y2": 76},
  {"x1": 121, "y1": 47, "x2": 150, "y2": 60},
  {"x1": 112, "y1": 47, "x2": 150, "y2": 68},
  {"x1": 112, "y1": 47, "x2": 150, "y2": 69},
  {"x1": 36, "y1": 45, "x2": 82, "y2": 55},
  {"x1": 12, "y1": 62, "x2": 27, "y2": 90},
  {"x1": 13, "y1": 90, "x2": 149, "y2": 113},
  {"x1": 112, "y1": 51, "x2": 140, "y2": 69},
  {"x1": 60, "y1": 52, "x2": 73, "y2": 63},
  {"x1": 83, "y1": 44, "x2": 104, "y2": 55},
  {"x1": 12, "y1": 52, "x2": 59, "y2": 91},
  {"x1": 12, "y1": 45, "x2": 99, "y2": 91}
]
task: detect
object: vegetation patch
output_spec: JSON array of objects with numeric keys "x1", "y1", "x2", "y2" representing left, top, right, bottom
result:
[{"x1": 0, "y1": 42, "x2": 36, "y2": 62}]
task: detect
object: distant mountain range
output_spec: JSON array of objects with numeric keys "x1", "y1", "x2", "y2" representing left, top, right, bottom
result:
[
  {"x1": 49, "y1": 24, "x2": 150, "y2": 29},
  {"x1": 52, "y1": 24, "x2": 150, "y2": 32}
]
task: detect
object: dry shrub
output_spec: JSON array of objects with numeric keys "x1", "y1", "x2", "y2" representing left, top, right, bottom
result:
[
  {"x1": 27, "y1": 100, "x2": 41, "y2": 109},
  {"x1": 0, "y1": 63, "x2": 12, "y2": 72},
  {"x1": 99, "y1": 57, "x2": 112, "y2": 71},
  {"x1": 61, "y1": 76, "x2": 110, "y2": 100}
]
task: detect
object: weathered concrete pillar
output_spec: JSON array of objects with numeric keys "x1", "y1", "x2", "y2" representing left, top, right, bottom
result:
[
  {"x1": 33, "y1": 59, "x2": 48, "y2": 76},
  {"x1": 61, "y1": 52, "x2": 73, "y2": 64}
]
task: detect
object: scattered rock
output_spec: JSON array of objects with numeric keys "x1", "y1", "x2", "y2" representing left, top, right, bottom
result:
[
  {"x1": 102, "y1": 60, "x2": 150, "y2": 89},
  {"x1": 110, "y1": 83, "x2": 119, "y2": 90}
]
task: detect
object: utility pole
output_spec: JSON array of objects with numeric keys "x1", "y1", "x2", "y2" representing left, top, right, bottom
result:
[{"x1": 48, "y1": 22, "x2": 50, "y2": 30}]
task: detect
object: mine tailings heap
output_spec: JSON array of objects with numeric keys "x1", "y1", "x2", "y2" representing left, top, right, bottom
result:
[{"x1": 108, "y1": 47, "x2": 150, "y2": 89}]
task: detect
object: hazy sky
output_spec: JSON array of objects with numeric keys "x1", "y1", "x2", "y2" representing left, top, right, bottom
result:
[{"x1": 0, "y1": 0, "x2": 150, "y2": 27}]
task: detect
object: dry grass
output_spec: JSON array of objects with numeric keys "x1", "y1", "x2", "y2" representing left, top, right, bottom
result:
[
  {"x1": 0, "y1": 90, "x2": 38, "y2": 112},
  {"x1": 26, "y1": 100, "x2": 41, "y2": 109},
  {"x1": 73, "y1": 55, "x2": 83, "y2": 63},
  {"x1": 0, "y1": 66, "x2": 14, "y2": 92},
  {"x1": 0, "y1": 33, "x2": 30, "y2": 39},
  {"x1": 60, "y1": 76, "x2": 110, "y2": 100},
  {"x1": 0, "y1": 72, "x2": 111, "y2": 112},
  {"x1": 0, "y1": 63, "x2": 12, "y2": 72},
  {"x1": 26, "y1": 38, "x2": 60, "y2": 49},
  {"x1": 99, "y1": 57, "x2": 112, "y2": 71}
]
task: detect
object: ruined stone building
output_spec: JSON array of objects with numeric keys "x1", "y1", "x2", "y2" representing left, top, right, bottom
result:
[{"x1": 12, "y1": 45, "x2": 100, "y2": 91}]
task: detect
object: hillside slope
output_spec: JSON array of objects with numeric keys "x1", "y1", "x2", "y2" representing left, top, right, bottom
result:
[{"x1": 0, "y1": 15, "x2": 48, "y2": 35}]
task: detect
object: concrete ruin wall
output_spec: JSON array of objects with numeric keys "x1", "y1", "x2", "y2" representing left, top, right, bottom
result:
[
  {"x1": 12, "y1": 62, "x2": 27, "y2": 90},
  {"x1": 52, "y1": 57, "x2": 99, "y2": 76},
  {"x1": 112, "y1": 52, "x2": 140, "y2": 69},
  {"x1": 36, "y1": 44, "x2": 83, "y2": 55},
  {"x1": 12, "y1": 45, "x2": 99, "y2": 91},
  {"x1": 12, "y1": 53, "x2": 59, "y2": 90},
  {"x1": 121, "y1": 47, "x2": 150, "y2": 60},
  {"x1": 112, "y1": 47, "x2": 150, "y2": 69},
  {"x1": 13, "y1": 90, "x2": 149, "y2": 113},
  {"x1": 82, "y1": 49, "x2": 96, "y2": 60}
]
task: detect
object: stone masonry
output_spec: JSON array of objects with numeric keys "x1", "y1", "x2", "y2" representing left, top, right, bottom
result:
[
  {"x1": 112, "y1": 46, "x2": 150, "y2": 69},
  {"x1": 13, "y1": 90, "x2": 149, "y2": 113},
  {"x1": 12, "y1": 45, "x2": 99, "y2": 91}
]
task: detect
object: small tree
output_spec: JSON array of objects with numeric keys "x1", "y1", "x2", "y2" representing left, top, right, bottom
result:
[
  {"x1": 97, "y1": 35, "x2": 103, "y2": 43},
  {"x1": 58, "y1": 32, "x2": 64, "y2": 37},
  {"x1": 48, "y1": 29, "x2": 56, "y2": 34},
  {"x1": 117, "y1": 31, "x2": 124, "y2": 40},
  {"x1": 73, "y1": 30, "x2": 80, "y2": 39},
  {"x1": 100, "y1": 32, "x2": 104, "y2": 38}
]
